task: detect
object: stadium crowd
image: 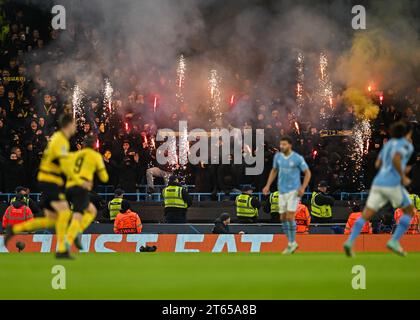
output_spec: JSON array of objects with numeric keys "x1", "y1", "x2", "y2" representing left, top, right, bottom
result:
[{"x1": 0, "y1": 1, "x2": 419, "y2": 199}]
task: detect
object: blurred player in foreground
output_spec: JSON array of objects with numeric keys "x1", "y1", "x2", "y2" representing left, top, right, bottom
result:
[
  {"x1": 263, "y1": 136, "x2": 311, "y2": 254},
  {"x1": 4, "y1": 114, "x2": 86, "y2": 258},
  {"x1": 344, "y1": 121, "x2": 416, "y2": 257},
  {"x1": 66, "y1": 136, "x2": 109, "y2": 254}
]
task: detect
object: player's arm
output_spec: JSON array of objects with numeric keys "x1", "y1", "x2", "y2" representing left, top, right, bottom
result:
[
  {"x1": 298, "y1": 168, "x2": 311, "y2": 197},
  {"x1": 375, "y1": 157, "x2": 382, "y2": 169},
  {"x1": 298, "y1": 158, "x2": 311, "y2": 197},
  {"x1": 392, "y1": 152, "x2": 411, "y2": 186},
  {"x1": 263, "y1": 168, "x2": 278, "y2": 195}
]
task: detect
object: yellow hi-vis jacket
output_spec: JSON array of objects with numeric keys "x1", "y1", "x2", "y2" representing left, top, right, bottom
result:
[
  {"x1": 109, "y1": 197, "x2": 123, "y2": 221},
  {"x1": 163, "y1": 186, "x2": 188, "y2": 209},
  {"x1": 270, "y1": 191, "x2": 279, "y2": 213},
  {"x1": 236, "y1": 194, "x2": 258, "y2": 218},
  {"x1": 310, "y1": 192, "x2": 332, "y2": 218}
]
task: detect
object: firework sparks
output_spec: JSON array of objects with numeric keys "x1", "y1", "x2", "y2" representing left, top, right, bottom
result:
[
  {"x1": 209, "y1": 69, "x2": 222, "y2": 124},
  {"x1": 179, "y1": 123, "x2": 189, "y2": 168},
  {"x1": 296, "y1": 52, "x2": 305, "y2": 115},
  {"x1": 176, "y1": 54, "x2": 186, "y2": 102},
  {"x1": 104, "y1": 78, "x2": 113, "y2": 114},
  {"x1": 72, "y1": 84, "x2": 84, "y2": 125},
  {"x1": 318, "y1": 52, "x2": 333, "y2": 117},
  {"x1": 352, "y1": 119, "x2": 372, "y2": 190}
]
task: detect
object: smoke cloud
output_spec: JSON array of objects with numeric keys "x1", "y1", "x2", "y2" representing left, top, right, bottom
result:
[{"x1": 21, "y1": 0, "x2": 420, "y2": 128}]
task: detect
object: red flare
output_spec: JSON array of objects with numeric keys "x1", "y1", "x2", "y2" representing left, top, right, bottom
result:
[
  {"x1": 95, "y1": 139, "x2": 100, "y2": 150},
  {"x1": 294, "y1": 121, "x2": 300, "y2": 135},
  {"x1": 153, "y1": 96, "x2": 158, "y2": 112},
  {"x1": 312, "y1": 149, "x2": 318, "y2": 159},
  {"x1": 379, "y1": 94, "x2": 384, "y2": 105},
  {"x1": 230, "y1": 94, "x2": 235, "y2": 106},
  {"x1": 125, "y1": 122, "x2": 129, "y2": 132}
]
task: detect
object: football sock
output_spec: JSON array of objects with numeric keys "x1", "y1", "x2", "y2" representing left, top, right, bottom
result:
[
  {"x1": 66, "y1": 218, "x2": 81, "y2": 246},
  {"x1": 282, "y1": 221, "x2": 291, "y2": 243},
  {"x1": 347, "y1": 217, "x2": 365, "y2": 245},
  {"x1": 290, "y1": 220, "x2": 297, "y2": 243},
  {"x1": 80, "y1": 211, "x2": 95, "y2": 232},
  {"x1": 56, "y1": 209, "x2": 72, "y2": 253},
  {"x1": 392, "y1": 214, "x2": 412, "y2": 242}
]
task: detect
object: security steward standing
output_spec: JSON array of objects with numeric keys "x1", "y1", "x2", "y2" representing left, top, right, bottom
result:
[
  {"x1": 235, "y1": 185, "x2": 260, "y2": 223},
  {"x1": 162, "y1": 175, "x2": 192, "y2": 223},
  {"x1": 263, "y1": 190, "x2": 280, "y2": 222},
  {"x1": 310, "y1": 180, "x2": 334, "y2": 223},
  {"x1": 2, "y1": 194, "x2": 34, "y2": 229},
  {"x1": 11, "y1": 186, "x2": 41, "y2": 217},
  {"x1": 108, "y1": 188, "x2": 124, "y2": 221}
]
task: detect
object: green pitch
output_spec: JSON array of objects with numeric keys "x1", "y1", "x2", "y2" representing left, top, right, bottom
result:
[{"x1": 0, "y1": 252, "x2": 419, "y2": 300}]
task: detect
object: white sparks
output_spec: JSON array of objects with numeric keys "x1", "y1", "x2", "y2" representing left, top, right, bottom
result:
[
  {"x1": 72, "y1": 84, "x2": 84, "y2": 124},
  {"x1": 318, "y1": 52, "x2": 333, "y2": 117},
  {"x1": 209, "y1": 69, "x2": 222, "y2": 124},
  {"x1": 103, "y1": 78, "x2": 113, "y2": 114},
  {"x1": 296, "y1": 52, "x2": 304, "y2": 115},
  {"x1": 353, "y1": 119, "x2": 372, "y2": 190}
]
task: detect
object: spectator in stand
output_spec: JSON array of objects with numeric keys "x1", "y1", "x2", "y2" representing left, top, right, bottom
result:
[
  {"x1": 113, "y1": 200, "x2": 142, "y2": 234},
  {"x1": 310, "y1": 181, "x2": 335, "y2": 223},
  {"x1": 3, "y1": 148, "x2": 26, "y2": 192},
  {"x1": 2, "y1": 194, "x2": 33, "y2": 230}
]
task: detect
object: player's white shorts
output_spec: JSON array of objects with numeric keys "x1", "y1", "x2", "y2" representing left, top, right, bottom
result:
[
  {"x1": 278, "y1": 190, "x2": 299, "y2": 214},
  {"x1": 366, "y1": 185, "x2": 412, "y2": 212}
]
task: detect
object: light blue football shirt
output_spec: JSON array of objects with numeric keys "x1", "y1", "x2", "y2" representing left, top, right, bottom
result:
[
  {"x1": 273, "y1": 151, "x2": 309, "y2": 194},
  {"x1": 372, "y1": 138, "x2": 414, "y2": 187}
]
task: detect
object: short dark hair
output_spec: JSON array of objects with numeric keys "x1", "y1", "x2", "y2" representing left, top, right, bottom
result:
[
  {"x1": 83, "y1": 135, "x2": 96, "y2": 148},
  {"x1": 120, "y1": 200, "x2": 130, "y2": 213},
  {"x1": 280, "y1": 135, "x2": 293, "y2": 145},
  {"x1": 114, "y1": 188, "x2": 124, "y2": 197},
  {"x1": 58, "y1": 113, "x2": 74, "y2": 129},
  {"x1": 389, "y1": 121, "x2": 412, "y2": 139}
]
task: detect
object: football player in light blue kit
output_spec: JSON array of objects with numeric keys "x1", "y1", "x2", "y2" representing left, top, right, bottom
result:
[
  {"x1": 344, "y1": 121, "x2": 416, "y2": 257},
  {"x1": 263, "y1": 136, "x2": 311, "y2": 254}
]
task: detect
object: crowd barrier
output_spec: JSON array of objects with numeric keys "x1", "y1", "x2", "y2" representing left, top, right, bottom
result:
[
  {"x1": 0, "y1": 190, "x2": 369, "y2": 203},
  {"x1": 1, "y1": 234, "x2": 419, "y2": 253}
]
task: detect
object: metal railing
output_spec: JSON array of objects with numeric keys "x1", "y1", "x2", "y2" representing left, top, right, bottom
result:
[{"x1": 0, "y1": 191, "x2": 369, "y2": 203}]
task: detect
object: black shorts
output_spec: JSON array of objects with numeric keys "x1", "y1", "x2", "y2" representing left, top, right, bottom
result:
[
  {"x1": 38, "y1": 182, "x2": 66, "y2": 211},
  {"x1": 66, "y1": 186, "x2": 90, "y2": 213}
]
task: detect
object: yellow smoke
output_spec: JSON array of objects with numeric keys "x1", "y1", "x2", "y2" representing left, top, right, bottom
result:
[{"x1": 343, "y1": 88, "x2": 379, "y2": 120}]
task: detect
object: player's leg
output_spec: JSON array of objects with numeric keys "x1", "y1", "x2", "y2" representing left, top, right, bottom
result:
[
  {"x1": 343, "y1": 187, "x2": 384, "y2": 257},
  {"x1": 50, "y1": 198, "x2": 72, "y2": 257},
  {"x1": 66, "y1": 187, "x2": 91, "y2": 250},
  {"x1": 285, "y1": 210, "x2": 298, "y2": 254},
  {"x1": 387, "y1": 187, "x2": 416, "y2": 256},
  {"x1": 278, "y1": 193, "x2": 290, "y2": 252},
  {"x1": 68, "y1": 202, "x2": 98, "y2": 250},
  {"x1": 81, "y1": 202, "x2": 97, "y2": 232}
]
